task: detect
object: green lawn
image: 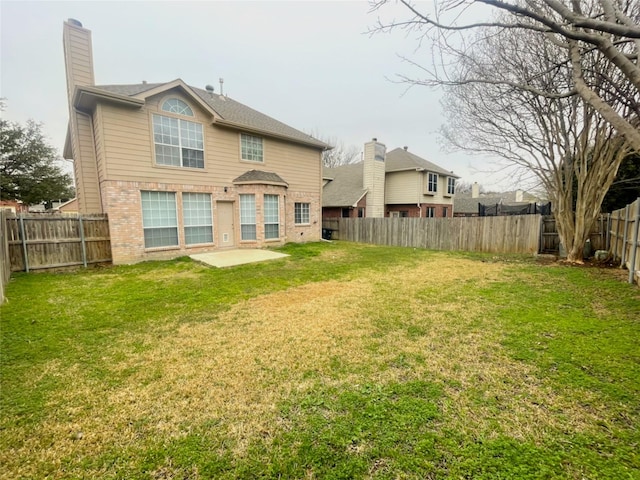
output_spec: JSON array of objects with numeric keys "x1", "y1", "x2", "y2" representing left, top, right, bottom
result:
[{"x1": 1, "y1": 242, "x2": 639, "y2": 479}]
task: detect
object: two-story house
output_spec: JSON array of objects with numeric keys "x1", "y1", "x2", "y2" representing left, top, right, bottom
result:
[
  {"x1": 63, "y1": 19, "x2": 327, "y2": 264},
  {"x1": 323, "y1": 139, "x2": 459, "y2": 219}
]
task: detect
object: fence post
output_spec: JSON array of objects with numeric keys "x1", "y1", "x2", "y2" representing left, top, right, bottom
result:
[
  {"x1": 628, "y1": 198, "x2": 640, "y2": 285},
  {"x1": 19, "y1": 214, "x2": 29, "y2": 273},
  {"x1": 621, "y1": 205, "x2": 630, "y2": 267},
  {"x1": 79, "y1": 215, "x2": 88, "y2": 268}
]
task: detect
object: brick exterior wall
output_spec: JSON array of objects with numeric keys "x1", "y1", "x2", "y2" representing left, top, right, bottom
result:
[
  {"x1": 102, "y1": 180, "x2": 320, "y2": 264},
  {"x1": 386, "y1": 203, "x2": 453, "y2": 218}
]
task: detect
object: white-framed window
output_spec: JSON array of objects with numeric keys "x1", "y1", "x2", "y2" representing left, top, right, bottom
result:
[
  {"x1": 294, "y1": 202, "x2": 310, "y2": 224},
  {"x1": 162, "y1": 98, "x2": 194, "y2": 116},
  {"x1": 241, "y1": 133, "x2": 264, "y2": 162},
  {"x1": 426, "y1": 207, "x2": 435, "y2": 218},
  {"x1": 391, "y1": 211, "x2": 400, "y2": 218},
  {"x1": 239, "y1": 194, "x2": 256, "y2": 240},
  {"x1": 447, "y1": 177, "x2": 455, "y2": 196},
  {"x1": 427, "y1": 172, "x2": 438, "y2": 194},
  {"x1": 183, "y1": 193, "x2": 213, "y2": 245},
  {"x1": 153, "y1": 114, "x2": 204, "y2": 168},
  {"x1": 264, "y1": 194, "x2": 279, "y2": 239},
  {"x1": 141, "y1": 191, "x2": 178, "y2": 248},
  {"x1": 443, "y1": 206, "x2": 448, "y2": 217}
]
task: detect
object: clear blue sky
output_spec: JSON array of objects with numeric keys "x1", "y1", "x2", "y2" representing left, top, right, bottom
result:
[{"x1": 1, "y1": 0, "x2": 512, "y2": 189}]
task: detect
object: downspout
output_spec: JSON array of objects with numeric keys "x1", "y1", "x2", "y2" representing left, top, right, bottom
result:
[{"x1": 417, "y1": 168, "x2": 424, "y2": 217}]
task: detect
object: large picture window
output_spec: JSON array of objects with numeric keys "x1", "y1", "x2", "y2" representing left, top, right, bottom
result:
[
  {"x1": 240, "y1": 194, "x2": 256, "y2": 240},
  {"x1": 264, "y1": 195, "x2": 279, "y2": 239},
  {"x1": 294, "y1": 202, "x2": 310, "y2": 224},
  {"x1": 241, "y1": 133, "x2": 263, "y2": 162},
  {"x1": 141, "y1": 191, "x2": 178, "y2": 248},
  {"x1": 153, "y1": 114, "x2": 204, "y2": 168},
  {"x1": 183, "y1": 193, "x2": 213, "y2": 245}
]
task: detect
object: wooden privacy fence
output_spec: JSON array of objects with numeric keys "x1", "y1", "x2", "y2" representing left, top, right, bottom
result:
[
  {"x1": 540, "y1": 214, "x2": 610, "y2": 254},
  {"x1": 5, "y1": 214, "x2": 112, "y2": 273},
  {"x1": 610, "y1": 198, "x2": 640, "y2": 285},
  {"x1": 0, "y1": 210, "x2": 12, "y2": 303},
  {"x1": 328, "y1": 215, "x2": 542, "y2": 254}
]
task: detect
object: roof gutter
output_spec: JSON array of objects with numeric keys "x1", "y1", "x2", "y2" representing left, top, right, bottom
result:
[{"x1": 73, "y1": 86, "x2": 145, "y2": 113}]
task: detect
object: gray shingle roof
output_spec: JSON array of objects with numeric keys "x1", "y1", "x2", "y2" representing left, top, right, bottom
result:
[
  {"x1": 385, "y1": 148, "x2": 459, "y2": 178},
  {"x1": 322, "y1": 163, "x2": 367, "y2": 208},
  {"x1": 233, "y1": 170, "x2": 288, "y2": 186},
  {"x1": 94, "y1": 82, "x2": 327, "y2": 149}
]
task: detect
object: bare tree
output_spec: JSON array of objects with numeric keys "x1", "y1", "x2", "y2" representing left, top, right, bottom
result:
[
  {"x1": 439, "y1": 21, "x2": 631, "y2": 261},
  {"x1": 370, "y1": 0, "x2": 640, "y2": 152},
  {"x1": 318, "y1": 135, "x2": 361, "y2": 168}
]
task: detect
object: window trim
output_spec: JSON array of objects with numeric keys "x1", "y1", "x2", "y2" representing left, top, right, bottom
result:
[
  {"x1": 239, "y1": 194, "x2": 257, "y2": 241},
  {"x1": 426, "y1": 172, "x2": 438, "y2": 194},
  {"x1": 264, "y1": 194, "x2": 280, "y2": 240},
  {"x1": 240, "y1": 133, "x2": 264, "y2": 163},
  {"x1": 294, "y1": 202, "x2": 310, "y2": 225},
  {"x1": 426, "y1": 206, "x2": 435, "y2": 218},
  {"x1": 446, "y1": 177, "x2": 455, "y2": 196},
  {"x1": 161, "y1": 98, "x2": 194, "y2": 117},
  {"x1": 152, "y1": 113, "x2": 205, "y2": 169},
  {"x1": 141, "y1": 190, "x2": 179, "y2": 250},
  {"x1": 182, "y1": 192, "x2": 214, "y2": 246}
]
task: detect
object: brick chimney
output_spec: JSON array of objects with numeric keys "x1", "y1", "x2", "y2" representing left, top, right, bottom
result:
[
  {"x1": 515, "y1": 189, "x2": 524, "y2": 202},
  {"x1": 363, "y1": 138, "x2": 386, "y2": 218}
]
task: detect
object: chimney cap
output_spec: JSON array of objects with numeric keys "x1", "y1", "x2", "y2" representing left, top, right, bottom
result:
[
  {"x1": 67, "y1": 18, "x2": 83, "y2": 27},
  {"x1": 372, "y1": 137, "x2": 377, "y2": 141}
]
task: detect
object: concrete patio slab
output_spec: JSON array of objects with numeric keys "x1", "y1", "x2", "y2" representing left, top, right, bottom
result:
[{"x1": 190, "y1": 249, "x2": 289, "y2": 268}]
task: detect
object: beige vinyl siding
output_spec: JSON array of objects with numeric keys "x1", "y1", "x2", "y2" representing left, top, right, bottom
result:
[
  {"x1": 93, "y1": 104, "x2": 107, "y2": 184},
  {"x1": 420, "y1": 174, "x2": 454, "y2": 205},
  {"x1": 62, "y1": 24, "x2": 94, "y2": 97},
  {"x1": 73, "y1": 112, "x2": 102, "y2": 213},
  {"x1": 101, "y1": 91, "x2": 321, "y2": 192},
  {"x1": 385, "y1": 171, "x2": 420, "y2": 204}
]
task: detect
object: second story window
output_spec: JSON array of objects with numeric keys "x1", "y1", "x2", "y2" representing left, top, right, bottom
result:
[
  {"x1": 427, "y1": 172, "x2": 438, "y2": 194},
  {"x1": 162, "y1": 98, "x2": 194, "y2": 116},
  {"x1": 153, "y1": 114, "x2": 204, "y2": 169},
  {"x1": 447, "y1": 177, "x2": 456, "y2": 195},
  {"x1": 241, "y1": 133, "x2": 263, "y2": 162}
]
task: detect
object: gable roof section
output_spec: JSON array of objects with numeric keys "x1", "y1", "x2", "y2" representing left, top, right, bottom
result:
[
  {"x1": 92, "y1": 80, "x2": 328, "y2": 150},
  {"x1": 385, "y1": 148, "x2": 459, "y2": 178},
  {"x1": 233, "y1": 170, "x2": 288, "y2": 187},
  {"x1": 322, "y1": 163, "x2": 367, "y2": 208}
]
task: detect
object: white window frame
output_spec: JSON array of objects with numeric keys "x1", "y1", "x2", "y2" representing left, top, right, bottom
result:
[
  {"x1": 162, "y1": 98, "x2": 194, "y2": 116},
  {"x1": 264, "y1": 194, "x2": 279, "y2": 240},
  {"x1": 427, "y1": 172, "x2": 438, "y2": 194},
  {"x1": 294, "y1": 202, "x2": 310, "y2": 225},
  {"x1": 241, "y1": 133, "x2": 264, "y2": 163},
  {"x1": 183, "y1": 193, "x2": 213, "y2": 245},
  {"x1": 141, "y1": 191, "x2": 178, "y2": 249},
  {"x1": 152, "y1": 113, "x2": 204, "y2": 169},
  {"x1": 447, "y1": 177, "x2": 456, "y2": 196},
  {"x1": 426, "y1": 207, "x2": 435, "y2": 218},
  {"x1": 239, "y1": 194, "x2": 257, "y2": 241}
]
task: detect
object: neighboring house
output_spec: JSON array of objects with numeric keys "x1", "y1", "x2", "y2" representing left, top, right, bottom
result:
[
  {"x1": 0, "y1": 200, "x2": 28, "y2": 214},
  {"x1": 63, "y1": 19, "x2": 327, "y2": 264},
  {"x1": 454, "y1": 182, "x2": 546, "y2": 217},
  {"x1": 55, "y1": 198, "x2": 79, "y2": 213},
  {"x1": 323, "y1": 139, "x2": 459, "y2": 219}
]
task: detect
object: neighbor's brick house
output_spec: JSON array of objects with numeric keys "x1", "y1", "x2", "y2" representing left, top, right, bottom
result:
[{"x1": 63, "y1": 19, "x2": 327, "y2": 264}]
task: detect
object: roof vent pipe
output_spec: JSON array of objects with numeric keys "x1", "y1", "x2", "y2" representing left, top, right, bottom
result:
[
  {"x1": 404, "y1": 146, "x2": 408, "y2": 151},
  {"x1": 219, "y1": 78, "x2": 224, "y2": 96}
]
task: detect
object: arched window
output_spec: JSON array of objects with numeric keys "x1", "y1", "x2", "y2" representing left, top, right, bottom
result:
[{"x1": 161, "y1": 98, "x2": 194, "y2": 116}]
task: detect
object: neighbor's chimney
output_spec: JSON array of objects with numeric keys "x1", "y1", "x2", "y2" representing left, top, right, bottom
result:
[
  {"x1": 515, "y1": 189, "x2": 524, "y2": 202},
  {"x1": 63, "y1": 18, "x2": 95, "y2": 105},
  {"x1": 472, "y1": 182, "x2": 480, "y2": 199},
  {"x1": 363, "y1": 138, "x2": 386, "y2": 218}
]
